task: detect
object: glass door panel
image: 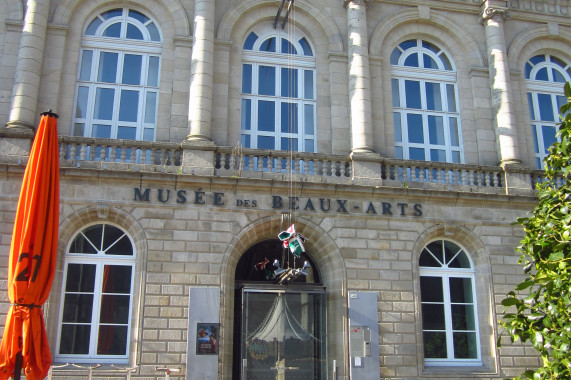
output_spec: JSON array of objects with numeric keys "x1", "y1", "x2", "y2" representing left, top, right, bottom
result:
[{"x1": 241, "y1": 289, "x2": 326, "y2": 380}]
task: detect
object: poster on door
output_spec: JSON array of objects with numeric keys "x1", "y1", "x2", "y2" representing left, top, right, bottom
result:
[{"x1": 196, "y1": 323, "x2": 219, "y2": 355}]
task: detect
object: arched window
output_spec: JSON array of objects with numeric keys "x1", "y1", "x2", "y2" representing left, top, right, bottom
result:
[
  {"x1": 391, "y1": 39, "x2": 463, "y2": 163},
  {"x1": 525, "y1": 54, "x2": 571, "y2": 169},
  {"x1": 419, "y1": 240, "x2": 481, "y2": 365},
  {"x1": 56, "y1": 223, "x2": 136, "y2": 363},
  {"x1": 72, "y1": 8, "x2": 161, "y2": 143},
  {"x1": 240, "y1": 25, "x2": 316, "y2": 152}
]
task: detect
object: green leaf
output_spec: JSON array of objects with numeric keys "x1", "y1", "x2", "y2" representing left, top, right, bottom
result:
[
  {"x1": 516, "y1": 279, "x2": 536, "y2": 291},
  {"x1": 549, "y1": 251, "x2": 564, "y2": 261},
  {"x1": 502, "y1": 297, "x2": 521, "y2": 307}
]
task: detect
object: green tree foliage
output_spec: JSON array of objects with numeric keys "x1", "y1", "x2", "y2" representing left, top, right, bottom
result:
[{"x1": 500, "y1": 82, "x2": 571, "y2": 379}]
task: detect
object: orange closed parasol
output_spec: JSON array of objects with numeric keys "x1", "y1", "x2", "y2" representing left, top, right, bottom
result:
[{"x1": 0, "y1": 111, "x2": 60, "y2": 380}]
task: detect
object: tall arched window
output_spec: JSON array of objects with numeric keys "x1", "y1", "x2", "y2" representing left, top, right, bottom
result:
[
  {"x1": 419, "y1": 240, "x2": 481, "y2": 366},
  {"x1": 56, "y1": 223, "x2": 136, "y2": 363},
  {"x1": 391, "y1": 39, "x2": 463, "y2": 163},
  {"x1": 240, "y1": 25, "x2": 316, "y2": 152},
  {"x1": 525, "y1": 54, "x2": 571, "y2": 169},
  {"x1": 72, "y1": 8, "x2": 161, "y2": 142}
]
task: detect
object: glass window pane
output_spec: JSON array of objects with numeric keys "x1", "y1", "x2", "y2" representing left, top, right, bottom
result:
[
  {"x1": 147, "y1": 56, "x2": 160, "y2": 87},
  {"x1": 258, "y1": 100, "x2": 275, "y2": 132},
  {"x1": 392, "y1": 79, "x2": 400, "y2": 107},
  {"x1": 410, "y1": 147, "x2": 425, "y2": 160},
  {"x1": 304, "y1": 70, "x2": 314, "y2": 100},
  {"x1": 118, "y1": 126, "x2": 136, "y2": 139},
  {"x1": 530, "y1": 55, "x2": 546, "y2": 65},
  {"x1": 260, "y1": 37, "x2": 276, "y2": 52},
  {"x1": 525, "y1": 62, "x2": 533, "y2": 79},
  {"x1": 528, "y1": 93, "x2": 536, "y2": 120},
  {"x1": 259, "y1": 66, "x2": 276, "y2": 96},
  {"x1": 75, "y1": 87, "x2": 89, "y2": 118},
  {"x1": 126, "y1": 23, "x2": 144, "y2": 40},
  {"x1": 146, "y1": 22, "x2": 160, "y2": 41},
  {"x1": 73, "y1": 123, "x2": 85, "y2": 137},
  {"x1": 94, "y1": 88, "x2": 115, "y2": 120},
  {"x1": 535, "y1": 67, "x2": 549, "y2": 81},
  {"x1": 281, "y1": 138, "x2": 298, "y2": 151},
  {"x1": 422, "y1": 41, "x2": 439, "y2": 54},
  {"x1": 446, "y1": 84, "x2": 456, "y2": 112},
  {"x1": 425, "y1": 241, "x2": 443, "y2": 263},
  {"x1": 557, "y1": 95, "x2": 567, "y2": 118},
  {"x1": 244, "y1": 32, "x2": 258, "y2": 50},
  {"x1": 453, "y1": 332, "x2": 478, "y2": 359},
  {"x1": 241, "y1": 134, "x2": 251, "y2": 148},
  {"x1": 407, "y1": 113, "x2": 423, "y2": 143},
  {"x1": 143, "y1": 128, "x2": 154, "y2": 141},
  {"x1": 423, "y1": 54, "x2": 439, "y2": 69},
  {"x1": 122, "y1": 54, "x2": 142, "y2": 85},
  {"x1": 404, "y1": 53, "x2": 419, "y2": 67},
  {"x1": 426, "y1": 82, "x2": 442, "y2": 111},
  {"x1": 65, "y1": 263, "x2": 96, "y2": 292},
  {"x1": 449, "y1": 118, "x2": 459, "y2": 146},
  {"x1": 448, "y1": 250, "x2": 471, "y2": 269},
  {"x1": 420, "y1": 276, "x2": 443, "y2": 302},
  {"x1": 144, "y1": 92, "x2": 157, "y2": 124},
  {"x1": 440, "y1": 53, "x2": 452, "y2": 71},
  {"x1": 538, "y1": 94, "x2": 555, "y2": 121},
  {"x1": 97, "y1": 325, "x2": 128, "y2": 355},
  {"x1": 79, "y1": 50, "x2": 93, "y2": 81},
  {"x1": 299, "y1": 37, "x2": 313, "y2": 56},
  {"x1": 258, "y1": 136, "x2": 275, "y2": 149},
  {"x1": 452, "y1": 305, "x2": 475, "y2": 330},
  {"x1": 281, "y1": 103, "x2": 298, "y2": 133},
  {"x1": 430, "y1": 149, "x2": 446, "y2": 162},
  {"x1": 281, "y1": 68, "x2": 298, "y2": 98},
  {"x1": 85, "y1": 18, "x2": 102, "y2": 36},
  {"x1": 98, "y1": 52, "x2": 118, "y2": 83},
  {"x1": 62, "y1": 294, "x2": 94, "y2": 323},
  {"x1": 119, "y1": 90, "x2": 139, "y2": 122},
  {"x1": 405, "y1": 81, "x2": 421, "y2": 109},
  {"x1": 128, "y1": 10, "x2": 149, "y2": 24},
  {"x1": 531, "y1": 125, "x2": 539, "y2": 154},
  {"x1": 553, "y1": 68, "x2": 566, "y2": 83},
  {"x1": 450, "y1": 277, "x2": 474, "y2": 303},
  {"x1": 105, "y1": 234, "x2": 134, "y2": 256},
  {"x1": 305, "y1": 139, "x2": 314, "y2": 152},
  {"x1": 395, "y1": 146, "x2": 403, "y2": 159},
  {"x1": 101, "y1": 265, "x2": 132, "y2": 294},
  {"x1": 424, "y1": 332, "x2": 447, "y2": 358},
  {"x1": 242, "y1": 64, "x2": 252, "y2": 94},
  {"x1": 422, "y1": 304, "x2": 446, "y2": 330},
  {"x1": 304, "y1": 104, "x2": 314, "y2": 135},
  {"x1": 428, "y1": 116, "x2": 445, "y2": 145},
  {"x1": 390, "y1": 48, "x2": 402, "y2": 65},
  {"x1": 241, "y1": 99, "x2": 251, "y2": 131},
  {"x1": 399, "y1": 40, "x2": 417, "y2": 50},
  {"x1": 419, "y1": 250, "x2": 440, "y2": 267},
  {"x1": 452, "y1": 151, "x2": 461, "y2": 164},
  {"x1": 100, "y1": 295, "x2": 131, "y2": 323},
  {"x1": 542, "y1": 125, "x2": 557, "y2": 154},
  {"x1": 92, "y1": 124, "x2": 111, "y2": 138},
  {"x1": 59, "y1": 325, "x2": 91, "y2": 354},
  {"x1": 393, "y1": 113, "x2": 402, "y2": 143},
  {"x1": 102, "y1": 23, "x2": 121, "y2": 38},
  {"x1": 281, "y1": 38, "x2": 297, "y2": 54}
]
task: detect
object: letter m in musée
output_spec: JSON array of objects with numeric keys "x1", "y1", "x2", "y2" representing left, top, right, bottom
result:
[{"x1": 134, "y1": 188, "x2": 151, "y2": 201}]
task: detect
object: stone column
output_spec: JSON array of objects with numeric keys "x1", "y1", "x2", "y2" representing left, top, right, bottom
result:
[
  {"x1": 187, "y1": 0, "x2": 215, "y2": 142},
  {"x1": 345, "y1": 0, "x2": 374, "y2": 153},
  {"x1": 6, "y1": 0, "x2": 51, "y2": 130},
  {"x1": 481, "y1": 0, "x2": 521, "y2": 165}
]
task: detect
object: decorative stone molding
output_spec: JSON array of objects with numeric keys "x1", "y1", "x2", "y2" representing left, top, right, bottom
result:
[
  {"x1": 481, "y1": 1, "x2": 511, "y2": 22},
  {"x1": 343, "y1": 0, "x2": 372, "y2": 7},
  {"x1": 96, "y1": 203, "x2": 110, "y2": 219}
]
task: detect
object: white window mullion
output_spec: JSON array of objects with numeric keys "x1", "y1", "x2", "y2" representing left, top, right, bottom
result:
[
  {"x1": 89, "y1": 261, "x2": 104, "y2": 357},
  {"x1": 442, "y1": 274, "x2": 455, "y2": 360}
]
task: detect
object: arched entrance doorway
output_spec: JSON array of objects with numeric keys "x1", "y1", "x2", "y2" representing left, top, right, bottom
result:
[{"x1": 232, "y1": 239, "x2": 327, "y2": 379}]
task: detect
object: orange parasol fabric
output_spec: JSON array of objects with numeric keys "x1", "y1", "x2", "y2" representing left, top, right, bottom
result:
[{"x1": 0, "y1": 112, "x2": 60, "y2": 380}]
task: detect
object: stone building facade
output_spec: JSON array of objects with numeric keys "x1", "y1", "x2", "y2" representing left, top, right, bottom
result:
[{"x1": 0, "y1": 0, "x2": 569, "y2": 379}]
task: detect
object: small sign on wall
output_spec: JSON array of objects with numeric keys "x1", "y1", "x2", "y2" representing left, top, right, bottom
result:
[{"x1": 196, "y1": 323, "x2": 219, "y2": 355}]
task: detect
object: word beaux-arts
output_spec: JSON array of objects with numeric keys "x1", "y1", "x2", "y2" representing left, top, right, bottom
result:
[{"x1": 133, "y1": 188, "x2": 423, "y2": 217}]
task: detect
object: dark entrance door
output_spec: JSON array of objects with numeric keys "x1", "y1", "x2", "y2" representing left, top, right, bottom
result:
[{"x1": 233, "y1": 239, "x2": 326, "y2": 380}]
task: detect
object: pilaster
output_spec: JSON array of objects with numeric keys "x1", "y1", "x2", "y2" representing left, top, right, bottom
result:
[
  {"x1": 481, "y1": 0, "x2": 522, "y2": 166},
  {"x1": 187, "y1": 0, "x2": 215, "y2": 142}
]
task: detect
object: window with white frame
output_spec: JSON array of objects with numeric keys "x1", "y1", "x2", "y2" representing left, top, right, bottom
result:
[
  {"x1": 72, "y1": 8, "x2": 161, "y2": 143},
  {"x1": 391, "y1": 39, "x2": 463, "y2": 163},
  {"x1": 240, "y1": 25, "x2": 316, "y2": 152},
  {"x1": 56, "y1": 223, "x2": 135, "y2": 363},
  {"x1": 419, "y1": 240, "x2": 481, "y2": 366},
  {"x1": 525, "y1": 54, "x2": 571, "y2": 169}
]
